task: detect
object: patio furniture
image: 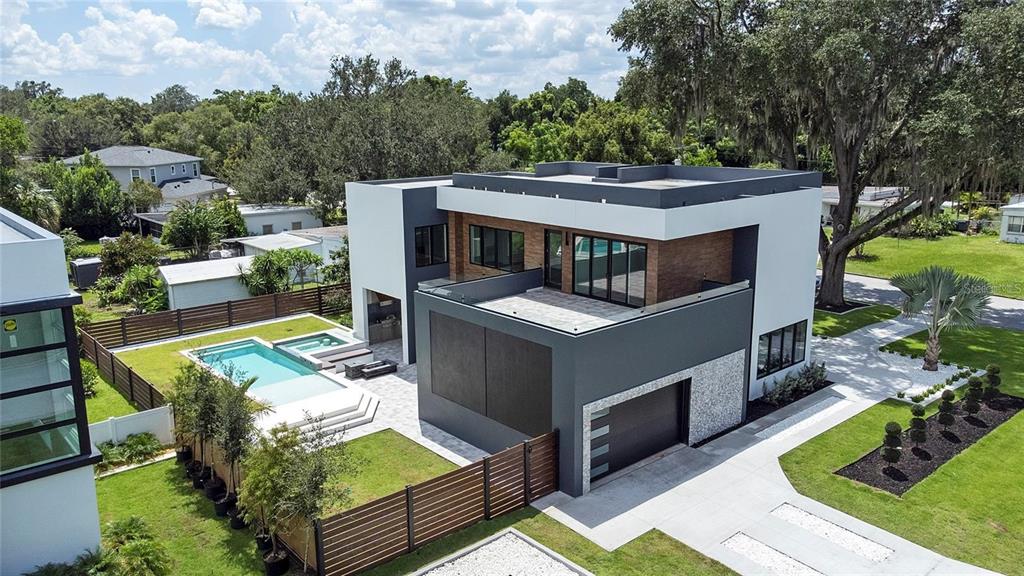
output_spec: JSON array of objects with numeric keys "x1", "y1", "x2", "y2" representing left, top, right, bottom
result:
[
  {"x1": 320, "y1": 348, "x2": 373, "y2": 372},
  {"x1": 362, "y1": 360, "x2": 398, "y2": 379}
]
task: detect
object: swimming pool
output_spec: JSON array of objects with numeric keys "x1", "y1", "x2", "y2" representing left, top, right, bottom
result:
[
  {"x1": 280, "y1": 333, "x2": 350, "y2": 355},
  {"x1": 194, "y1": 339, "x2": 345, "y2": 406}
]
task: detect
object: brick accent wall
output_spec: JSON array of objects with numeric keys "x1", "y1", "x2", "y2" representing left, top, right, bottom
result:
[{"x1": 447, "y1": 212, "x2": 735, "y2": 306}]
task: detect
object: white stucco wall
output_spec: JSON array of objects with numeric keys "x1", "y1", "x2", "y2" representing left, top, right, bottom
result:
[
  {"x1": 0, "y1": 465, "x2": 101, "y2": 575},
  {"x1": 1000, "y1": 206, "x2": 1024, "y2": 244},
  {"x1": 346, "y1": 182, "x2": 411, "y2": 359},
  {"x1": 242, "y1": 210, "x2": 322, "y2": 236},
  {"x1": 166, "y1": 277, "x2": 251, "y2": 310},
  {"x1": 0, "y1": 214, "x2": 72, "y2": 305}
]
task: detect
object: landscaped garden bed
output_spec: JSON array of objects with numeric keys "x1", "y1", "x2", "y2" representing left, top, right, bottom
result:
[
  {"x1": 745, "y1": 362, "x2": 832, "y2": 424},
  {"x1": 837, "y1": 392, "x2": 1024, "y2": 495}
]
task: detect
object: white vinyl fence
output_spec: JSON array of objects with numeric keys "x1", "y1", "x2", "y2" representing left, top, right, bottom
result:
[{"x1": 89, "y1": 405, "x2": 174, "y2": 446}]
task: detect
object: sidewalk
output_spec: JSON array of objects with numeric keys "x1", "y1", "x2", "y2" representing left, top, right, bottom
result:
[{"x1": 532, "y1": 317, "x2": 997, "y2": 576}]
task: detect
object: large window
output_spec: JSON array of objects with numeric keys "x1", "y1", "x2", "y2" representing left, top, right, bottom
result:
[
  {"x1": 1, "y1": 306, "x2": 87, "y2": 475},
  {"x1": 1008, "y1": 216, "x2": 1024, "y2": 235},
  {"x1": 469, "y1": 225, "x2": 524, "y2": 272},
  {"x1": 130, "y1": 168, "x2": 141, "y2": 181},
  {"x1": 149, "y1": 167, "x2": 157, "y2": 183},
  {"x1": 757, "y1": 320, "x2": 808, "y2": 379},
  {"x1": 192, "y1": 162, "x2": 199, "y2": 177},
  {"x1": 415, "y1": 223, "x2": 448, "y2": 267},
  {"x1": 573, "y1": 234, "x2": 646, "y2": 306}
]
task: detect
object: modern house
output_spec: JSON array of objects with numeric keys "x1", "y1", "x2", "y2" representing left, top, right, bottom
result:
[
  {"x1": 135, "y1": 204, "x2": 321, "y2": 238},
  {"x1": 159, "y1": 256, "x2": 254, "y2": 310},
  {"x1": 63, "y1": 145, "x2": 228, "y2": 208},
  {"x1": 0, "y1": 208, "x2": 102, "y2": 574},
  {"x1": 347, "y1": 162, "x2": 822, "y2": 496},
  {"x1": 999, "y1": 200, "x2": 1024, "y2": 244}
]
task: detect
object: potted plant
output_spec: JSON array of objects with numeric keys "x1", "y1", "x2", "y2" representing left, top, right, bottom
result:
[
  {"x1": 214, "y1": 375, "x2": 266, "y2": 517},
  {"x1": 239, "y1": 425, "x2": 301, "y2": 576},
  {"x1": 189, "y1": 365, "x2": 225, "y2": 490},
  {"x1": 169, "y1": 364, "x2": 204, "y2": 478}
]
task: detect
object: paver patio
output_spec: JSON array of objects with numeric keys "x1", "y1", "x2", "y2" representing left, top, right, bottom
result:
[{"x1": 531, "y1": 316, "x2": 997, "y2": 576}]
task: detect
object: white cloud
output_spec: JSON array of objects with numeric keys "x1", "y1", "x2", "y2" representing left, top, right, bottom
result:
[{"x1": 187, "y1": 0, "x2": 261, "y2": 30}]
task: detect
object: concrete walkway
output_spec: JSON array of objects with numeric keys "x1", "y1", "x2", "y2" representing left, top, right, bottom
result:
[
  {"x1": 830, "y1": 272, "x2": 1024, "y2": 331},
  {"x1": 532, "y1": 317, "x2": 997, "y2": 576}
]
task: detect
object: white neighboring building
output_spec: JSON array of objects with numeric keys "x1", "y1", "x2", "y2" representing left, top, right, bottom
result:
[
  {"x1": 235, "y1": 226, "x2": 347, "y2": 261},
  {"x1": 238, "y1": 205, "x2": 321, "y2": 236},
  {"x1": 820, "y1": 185, "x2": 903, "y2": 225},
  {"x1": 159, "y1": 256, "x2": 254, "y2": 310},
  {"x1": 1000, "y1": 201, "x2": 1024, "y2": 244},
  {"x1": 1, "y1": 209, "x2": 102, "y2": 575}
]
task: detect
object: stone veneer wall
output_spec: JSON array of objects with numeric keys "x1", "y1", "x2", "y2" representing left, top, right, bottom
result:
[{"x1": 580, "y1": 349, "x2": 747, "y2": 493}]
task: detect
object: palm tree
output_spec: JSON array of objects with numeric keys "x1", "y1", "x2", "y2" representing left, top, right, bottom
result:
[{"x1": 891, "y1": 266, "x2": 991, "y2": 371}]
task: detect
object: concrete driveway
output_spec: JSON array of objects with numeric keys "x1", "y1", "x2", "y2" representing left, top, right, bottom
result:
[{"x1": 532, "y1": 318, "x2": 998, "y2": 576}]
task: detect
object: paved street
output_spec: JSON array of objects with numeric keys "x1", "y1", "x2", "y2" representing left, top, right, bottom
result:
[
  {"x1": 828, "y1": 272, "x2": 1024, "y2": 332},
  {"x1": 533, "y1": 317, "x2": 997, "y2": 576}
]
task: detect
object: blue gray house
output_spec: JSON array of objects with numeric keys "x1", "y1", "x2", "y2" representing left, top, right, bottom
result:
[{"x1": 63, "y1": 146, "x2": 228, "y2": 210}]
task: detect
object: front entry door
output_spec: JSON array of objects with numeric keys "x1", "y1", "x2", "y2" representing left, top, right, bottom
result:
[{"x1": 544, "y1": 230, "x2": 562, "y2": 288}]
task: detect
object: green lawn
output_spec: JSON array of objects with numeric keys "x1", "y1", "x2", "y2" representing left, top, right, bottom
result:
[
  {"x1": 335, "y1": 429, "x2": 458, "y2": 511},
  {"x1": 813, "y1": 304, "x2": 900, "y2": 337},
  {"x1": 115, "y1": 316, "x2": 340, "y2": 393},
  {"x1": 85, "y1": 364, "x2": 137, "y2": 423},
  {"x1": 781, "y1": 326, "x2": 1024, "y2": 575},
  {"x1": 842, "y1": 233, "x2": 1024, "y2": 299},
  {"x1": 96, "y1": 459, "x2": 263, "y2": 576},
  {"x1": 364, "y1": 507, "x2": 735, "y2": 576}
]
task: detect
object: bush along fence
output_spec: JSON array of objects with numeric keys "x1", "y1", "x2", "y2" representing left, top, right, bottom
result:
[
  {"x1": 81, "y1": 283, "x2": 351, "y2": 348},
  {"x1": 316, "y1": 431, "x2": 559, "y2": 576}
]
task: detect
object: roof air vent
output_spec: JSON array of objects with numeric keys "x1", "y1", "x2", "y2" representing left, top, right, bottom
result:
[
  {"x1": 601, "y1": 198, "x2": 607, "y2": 203},
  {"x1": 555, "y1": 194, "x2": 560, "y2": 199}
]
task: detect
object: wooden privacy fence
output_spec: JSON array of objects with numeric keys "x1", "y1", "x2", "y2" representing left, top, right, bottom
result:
[
  {"x1": 82, "y1": 283, "x2": 351, "y2": 348},
  {"x1": 316, "y1": 431, "x2": 558, "y2": 576},
  {"x1": 80, "y1": 330, "x2": 166, "y2": 410}
]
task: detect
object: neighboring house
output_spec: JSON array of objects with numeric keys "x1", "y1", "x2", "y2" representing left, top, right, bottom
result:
[
  {"x1": 999, "y1": 201, "x2": 1024, "y2": 244},
  {"x1": 233, "y1": 226, "x2": 347, "y2": 261},
  {"x1": 820, "y1": 185, "x2": 903, "y2": 225},
  {"x1": 347, "y1": 162, "x2": 822, "y2": 496},
  {"x1": 0, "y1": 208, "x2": 102, "y2": 574},
  {"x1": 134, "y1": 204, "x2": 323, "y2": 241},
  {"x1": 159, "y1": 256, "x2": 254, "y2": 310},
  {"x1": 63, "y1": 145, "x2": 228, "y2": 208}
]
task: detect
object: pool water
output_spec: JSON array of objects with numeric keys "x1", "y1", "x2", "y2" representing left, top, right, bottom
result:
[
  {"x1": 281, "y1": 334, "x2": 349, "y2": 355},
  {"x1": 195, "y1": 340, "x2": 344, "y2": 406}
]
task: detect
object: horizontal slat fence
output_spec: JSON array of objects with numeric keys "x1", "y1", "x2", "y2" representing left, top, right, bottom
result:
[
  {"x1": 80, "y1": 331, "x2": 165, "y2": 411},
  {"x1": 82, "y1": 283, "x2": 350, "y2": 348},
  {"x1": 317, "y1": 431, "x2": 558, "y2": 576}
]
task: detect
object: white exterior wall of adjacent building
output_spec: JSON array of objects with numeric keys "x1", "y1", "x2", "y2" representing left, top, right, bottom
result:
[
  {"x1": 165, "y1": 276, "x2": 252, "y2": 310},
  {"x1": 1000, "y1": 203, "x2": 1024, "y2": 244},
  {"x1": 0, "y1": 465, "x2": 102, "y2": 575},
  {"x1": 346, "y1": 182, "x2": 414, "y2": 361},
  {"x1": 437, "y1": 185, "x2": 822, "y2": 399},
  {"x1": 240, "y1": 208, "x2": 322, "y2": 236}
]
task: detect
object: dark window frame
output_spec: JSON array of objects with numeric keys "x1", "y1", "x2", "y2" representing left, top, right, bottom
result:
[
  {"x1": 756, "y1": 320, "x2": 808, "y2": 379},
  {"x1": 414, "y1": 223, "x2": 448, "y2": 267},
  {"x1": 544, "y1": 229, "x2": 563, "y2": 289},
  {"x1": 571, "y1": 233, "x2": 647, "y2": 308},
  {"x1": 468, "y1": 224, "x2": 524, "y2": 272}
]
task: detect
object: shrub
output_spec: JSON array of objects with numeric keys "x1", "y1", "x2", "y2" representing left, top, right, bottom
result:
[
  {"x1": 938, "y1": 389, "x2": 957, "y2": 430},
  {"x1": 984, "y1": 364, "x2": 1001, "y2": 400},
  {"x1": 911, "y1": 394, "x2": 925, "y2": 403},
  {"x1": 23, "y1": 550, "x2": 103, "y2": 576},
  {"x1": 963, "y1": 377, "x2": 983, "y2": 416},
  {"x1": 100, "y1": 232, "x2": 163, "y2": 278},
  {"x1": 73, "y1": 305, "x2": 93, "y2": 330},
  {"x1": 94, "y1": 275, "x2": 120, "y2": 308},
  {"x1": 896, "y1": 391, "x2": 906, "y2": 399},
  {"x1": 890, "y1": 213, "x2": 955, "y2": 239},
  {"x1": 909, "y1": 404, "x2": 927, "y2": 446},
  {"x1": 97, "y1": 433, "x2": 162, "y2": 472},
  {"x1": 97, "y1": 516, "x2": 170, "y2": 576},
  {"x1": 80, "y1": 360, "x2": 99, "y2": 398}
]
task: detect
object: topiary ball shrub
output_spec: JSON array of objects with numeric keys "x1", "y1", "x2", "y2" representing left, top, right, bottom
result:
[
  {"x1": 941, "y1": 389, "x2": 955, "y2": 402},
  {"x1": 881, "y1": 446, "x2": 902, "y2": 466},
  {"x1": 984, "y1": 364, "x2": 1002, "y2": 400},
  {"x1": 938, "y1": 390, "x2": 957, "y2": 430},
  {"x1": 896, "y1": 391, "x2": 906, "y2": 399},
  {"x1": 963, "y1": 377, "x2": 984, "y2": 416},
  {"x1": 911, "y1": 394, "x2": 925, "y2": 403},
  {"x1": 908, "y1": 427, "x2": 927, "y2": 446},
  {"x1": 883, "y1": 421, "x2": 902, "y2": 448},
  {"x1": 938, "y1": 412, "x2": 955, "y2": 430}
]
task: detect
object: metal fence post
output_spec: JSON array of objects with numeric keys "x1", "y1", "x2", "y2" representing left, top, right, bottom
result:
[
  {"x1": 227, "y1": 300, "x2": 234, "y2": 326},
  {"x1": 273, "y1": 293, "x2": 279, "y2": 318},
  {"x1": 483, "y1": 457, "x2": 492, "y2": 520},
  {"x1": 119, "y1": 318, "x2": 128, "y2": 346},
  {"x1": 405, "y1": 485, "x2": 415, "y2": 552},
  {"x1": 176, "y1": 309, "x2": 184, "y2": 336},
  {"x1": 522, "y1": 441, "x2": 532, "y2": 505},
  {"x1": 127, "y1": 365, "x2": 135, "y2": 403}
]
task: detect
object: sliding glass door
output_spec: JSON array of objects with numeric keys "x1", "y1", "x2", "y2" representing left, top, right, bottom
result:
[{"x1": 573, "y1": 234, "x2": 647, "y2": 306}]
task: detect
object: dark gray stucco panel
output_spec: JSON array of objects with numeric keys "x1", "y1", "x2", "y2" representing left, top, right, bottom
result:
[{"x1": 401, "y1": 186, "x2": 450, "y2": 363}]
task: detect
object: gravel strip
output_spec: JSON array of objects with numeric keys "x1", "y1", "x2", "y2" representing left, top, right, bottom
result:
[
  {"x1": 722, "y1": 532, "x2": 823, "y2": 576},
  {"x1": 421, "y1": 532, "x2": 579, "y2": 576},
  {"x1": 771, "y1": 504, "x2": 892, "y2": 562}
]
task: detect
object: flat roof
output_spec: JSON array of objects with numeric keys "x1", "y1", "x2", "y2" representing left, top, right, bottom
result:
[
  {"x1": 237, "y1": 204, "x2": 313, "y2": 215},
  {"x1": 362, "y1": 162, "x2": 821, "y2": 209},
  {"x1": 0, "y1": 208, "x2": 52, "y2": 244},
  {"x1": 159, "y1": 256, "x2": 253, "y2": 285},
  {"x1": 292, "y1": 225, "x2": 348, "y2": 239},
  {"x1": 238, "y1": 233, "x2": 318, "y2": 251}
]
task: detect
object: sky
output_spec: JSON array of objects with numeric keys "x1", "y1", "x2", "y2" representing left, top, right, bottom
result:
[{"x1": 0, "y1": 0, "x2": 634, "y2": 101}]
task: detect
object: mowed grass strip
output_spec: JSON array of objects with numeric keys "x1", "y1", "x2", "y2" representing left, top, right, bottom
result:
[
  {"x1": 841, "y1": 233, "x2": 1024, "y2": 299},
  {"x1": 813, "y1": 304, "x2": 900, "y2": 337},
  {"x1": 781, "y1": 326, "x2": 1024, "y2": 575},
  {"x1": 114, "y1": 316, "x2": 339, "y2": 393}
]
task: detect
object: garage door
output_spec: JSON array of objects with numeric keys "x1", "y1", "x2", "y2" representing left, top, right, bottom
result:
[{"x1": 589, "y1": 380, "x2": 690, "y2": 482}]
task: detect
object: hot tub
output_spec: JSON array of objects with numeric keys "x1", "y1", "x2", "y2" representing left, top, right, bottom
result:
[{"x1": 273, "y1": 328, "x2": 367, "y2": 369}]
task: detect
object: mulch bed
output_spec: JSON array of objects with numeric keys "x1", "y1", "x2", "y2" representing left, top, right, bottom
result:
[
  {"x1": 745, "y1": 380, "x2": 836, "y2": 424},
  {"x1": 837, "y1": 393, "x2": 1024, "y2": 495}
]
